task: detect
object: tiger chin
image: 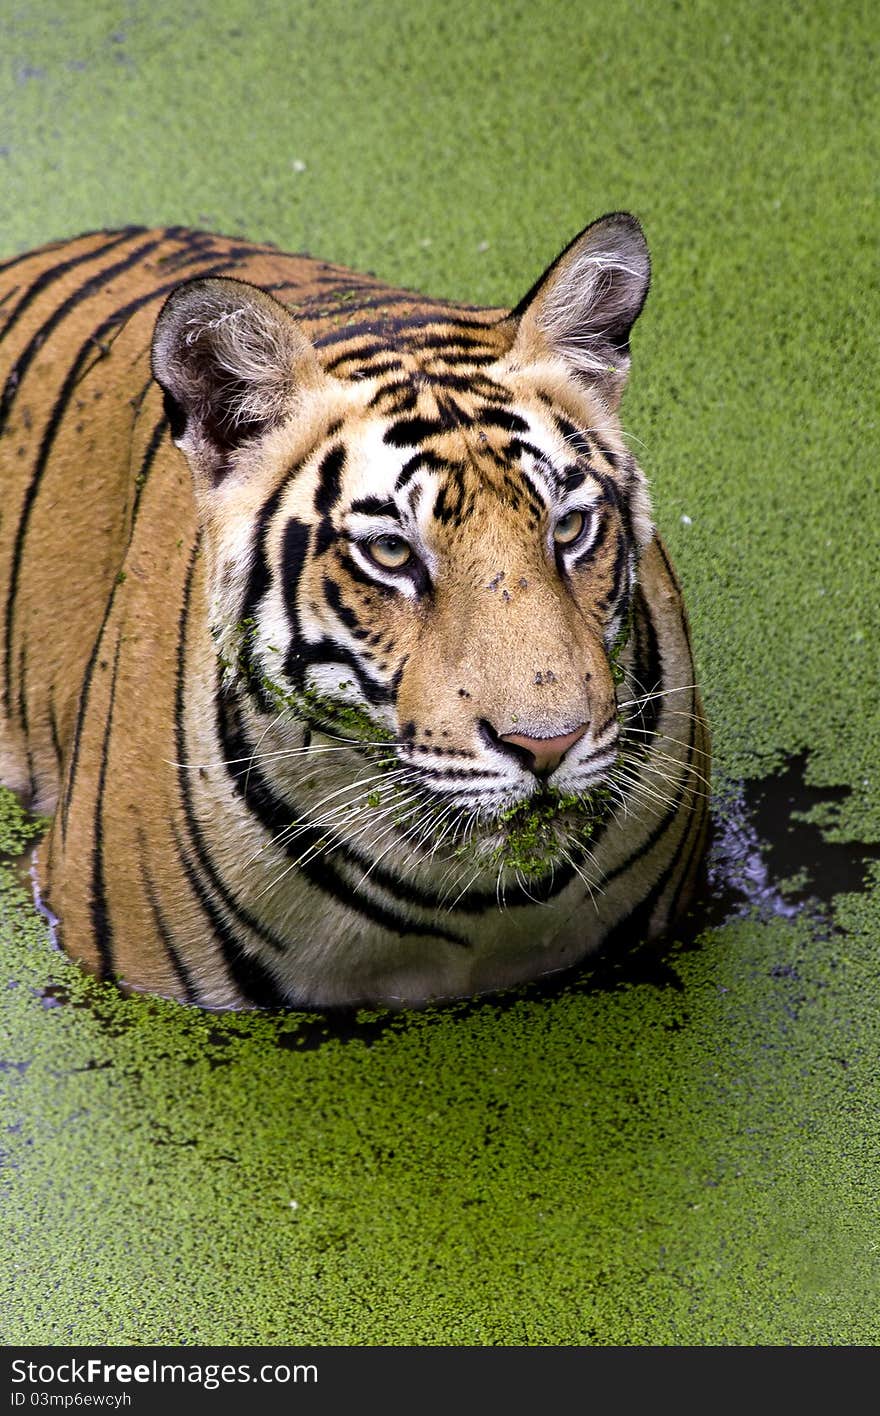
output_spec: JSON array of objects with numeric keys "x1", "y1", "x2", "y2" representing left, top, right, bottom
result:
[{"x1": 0, "y1": 213, "x2": 709, "y2": 1009}]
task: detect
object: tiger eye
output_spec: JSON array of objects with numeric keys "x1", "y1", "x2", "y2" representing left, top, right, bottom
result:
[
  {"x1": 553, "y1": 509, "x2": 585, "y2": 546},
  {"x1": 366, "y1": 534, "x2": 412, "y2": 570}
]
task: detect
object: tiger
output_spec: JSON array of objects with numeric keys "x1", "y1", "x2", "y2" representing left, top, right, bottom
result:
[{"x1": 0, "y1": 214, "x2": 709, "y2": 1008}]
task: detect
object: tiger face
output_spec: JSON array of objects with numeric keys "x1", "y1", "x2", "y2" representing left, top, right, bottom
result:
[{"x1": 153, "y1": 214, "x2": 654, "y2": 896}]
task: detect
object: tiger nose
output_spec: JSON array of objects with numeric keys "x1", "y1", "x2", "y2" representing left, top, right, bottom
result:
[{"x1": 498, "y1": 723, "x2": 589, "y2": 777}]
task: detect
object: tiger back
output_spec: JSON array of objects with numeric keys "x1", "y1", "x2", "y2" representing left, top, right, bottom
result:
[{"x1": 0, "y1": 217, "x2": 710, "y2": 1007}]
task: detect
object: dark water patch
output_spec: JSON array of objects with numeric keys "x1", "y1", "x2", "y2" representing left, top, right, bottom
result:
[
  {"x1": 275, "y1": 1008, "x2": 414, "y2": 1052},
  {"x1": 738, "y1": 752, "x2": 880, "y2": 904},
  {"x1": 695, "y1": 752, "x2": 880, "y2": 954},
  {"x1": 35, "y1": 982, "x2": 81, "y2": 1010},
  {"x1": 30, "y1": 979, "x2": 134, "y2": 1032}
]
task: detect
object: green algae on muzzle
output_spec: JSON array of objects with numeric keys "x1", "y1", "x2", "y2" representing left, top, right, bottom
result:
[{"x1": 490, "y1": 789, "x2": 612, "y2": 878}]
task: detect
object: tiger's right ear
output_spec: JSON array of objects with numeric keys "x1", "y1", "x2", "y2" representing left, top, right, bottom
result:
[
  {"x1": 151, "y1": 277, "x2": 323, "y2": 484},
  {"x1": 508, "y1": 212, "x2": 651, "y2": 409}
]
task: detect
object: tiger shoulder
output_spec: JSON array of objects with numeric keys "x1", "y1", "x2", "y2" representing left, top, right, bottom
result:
[{"x1": 0, "y1": 216, "x2": 709, "y2": 1008}]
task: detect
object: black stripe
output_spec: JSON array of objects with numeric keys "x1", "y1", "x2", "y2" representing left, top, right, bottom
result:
[
  {"x1": 432, "y1": 474, "x2": 468, "y2": 525},
  {"x1": 592, "y1": 464, "x2": 623, "y2": 513},
  {"x1": 89, "y1": 635, "x2": 123, "y2": 982},
  {"x1": 0, "y1": 231, "x2": 164, "y2": 436},
  {"x1": 349, "y1": 496, "x2": 400, "y2": 518},
  {"x1": 554, "y1": 414, "x2": 582, "y2": 445},
  {"x1": 323, "y1": 307, "x2": 491, "y2": 339},
  {"x1": 598, "y1": 529, "x2": 629, "y2": 608},
  {"x1": 601, "y1": 745, "x2": 701, "y2": 950},
  {"x1": 408, "y1": 311, "x2": 494, "y2": 331},
  {"x1": 146, "y1": 243, "x2": 233, "y2": 277},
  {"x1": 585, "y1": 585, "x2": 661, "y2": 859},
  {"x1": 629, "y1": 585, "x2": 663, "y2": 741},
  {"x1": 290, "y1": 634, "x2": 393, "y2": 706},
  {"x1": 423, "y1": 371, "x2": 509, "y2": 398},
  {"x1": 436, "y1": 394, "x2": 469, "y2": 430},
  {"x1": 240, "y1": 461, "x2": 309, "y2": 627},
  {"x1": 344, "y1": 358, "x2": 406, "y2": 380},
  {"x1": 665, "y1": 767, "x2": 710, "y2": 924},
  {"x1": 415, "y1": 349, "x2": 497, "y2": 367},
  {"x1": 137, "y1": 826, "x2": 202, "y2": 1006},
  {"x1": 410, "y1": 329, "x2": 496, "y2": 350},
  {"x1": 323, "y1": 576, "x2": 367, "y2": 636},
  {"x1": 300, "y1": 291, "x2": 424, "y2": 322},
  {"x1": 411, "y1": 764, "x2": 503, "y2": 782},
  {"x1": 599, "y1": 745, "x2": 694, "y2": 898},
  {"x1": 173, "y1": 822, "x2": 289, "y2": 1008},
  {"x1": 383, "y1": 415, "x2": 445, "y2": 447},
  {"x1": 315, "y1": 322, "x2": 403, "y2": 350},
  {"x1": 127, "y1": 372, "x2": 156, "y2": 421},
  {"x1": 600, "y1": 704, "x2": 697, "y2": 894},
  {"x1": 48, "y1": 695, "x2": 62, "y2": 772},
  {"x1": 477, "y1": 407, "x2": 529, "y2": 434},
  {"x1": 313, "y1": 517, "x2": 337, "y2": 557},
  {"x1": 314, "y1": 312, "x2": 494, "y2": 353},
  {"x1": 653, "y1": 533, "x2": 678, "y2": 585},
  {"x1": 508, "y1": 436, "x2": 552, "y2": 468},
  {"x1": 594, "y1": 441, "x2": 620, "y2": 471},
  {"x1": 279, "y1": 518, "x2": 310, "y2": 686},
  {"x1": 394, "y1": 450, "x2": 449, "y2": 491},
  {"x1": 313, "y1": 444, "x2": 346, "y2": 516},
  {"x1": 368, "y1": 380, "x2": 419, "y2": 413},
  {"x1": 653, "y1": 534, "x2": 695, "y2": 657},
  {"x1": 0, "y1": 234, "x2": 74, "y2": 276},
  {"x1": 61, "y1": 594, "x2": 118, "y2": 841},
  {"x1": 130, "y1": 415, "x2": 168, "y2": 520},
  {"x1": 0, "y1": 229, "x2": 146, "y2": 276},
  {"x1": 0, "y1": 228, "x2": 140, "y2": 346},
  {"x1": 322, "y1": 341, "x2": 397, "y2": 370},
  {"x1": 16, "y1": 637, "x2": 29, "y2": 738},
  {"x1": 17, "y1": 631, "x2": 37, "y2": 798},
  {"x1": 518, "y1": 466, "x2": 549, "y2": 516},
  {"x1": 240, "y1": 489, "x2": 277, "y2": 617}
]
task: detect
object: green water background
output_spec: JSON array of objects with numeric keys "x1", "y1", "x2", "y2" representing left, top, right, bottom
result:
[{"x1": 1, "y1": 0, "x2": 878, "y2": 1343}]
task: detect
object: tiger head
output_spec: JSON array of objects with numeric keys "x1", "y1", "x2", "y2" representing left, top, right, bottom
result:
[{"x1": 152, "y1": 213, "x2": 654, "y2": 889}]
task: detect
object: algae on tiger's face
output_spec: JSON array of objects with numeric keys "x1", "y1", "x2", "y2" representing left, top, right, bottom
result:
[
  {"x1": 225, "y1": 616, "x2": 397, "y2": 748},
  {"x1": 488, "y1": 789, "x2": 611, "y2": 878}
]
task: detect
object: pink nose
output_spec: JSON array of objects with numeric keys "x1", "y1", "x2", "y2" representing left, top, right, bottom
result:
[{"x1": 499, "y1": 723, "x2": 589, "y2": 776}]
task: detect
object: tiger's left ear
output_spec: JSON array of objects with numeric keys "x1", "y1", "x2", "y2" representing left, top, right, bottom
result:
[
  {"x1": 509, "y1": 212, "x2": 651, "y2": 408},
  {"x1": 152, "y1": 276, "x2": 324, "y2": 485}
]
